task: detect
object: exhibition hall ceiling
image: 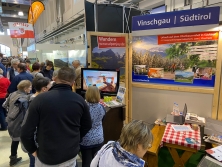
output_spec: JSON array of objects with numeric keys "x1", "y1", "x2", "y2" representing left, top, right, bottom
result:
[{"x1": 0, "y1": 0, "x2": 44, "y2": 27}]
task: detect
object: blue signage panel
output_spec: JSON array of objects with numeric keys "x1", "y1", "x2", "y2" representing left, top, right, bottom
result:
[{"x1": 132, "y1": 7, "x2": 220, "y2": 31}]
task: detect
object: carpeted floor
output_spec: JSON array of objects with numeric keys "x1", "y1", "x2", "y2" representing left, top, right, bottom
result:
[{"x1": 158, "y1": 147, "x2": 206, "y2": 167}]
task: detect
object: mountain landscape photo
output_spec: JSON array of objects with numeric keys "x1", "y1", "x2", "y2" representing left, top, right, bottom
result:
[{"x1": 92, "y1": 48, "x2": 126, "y2": 81}]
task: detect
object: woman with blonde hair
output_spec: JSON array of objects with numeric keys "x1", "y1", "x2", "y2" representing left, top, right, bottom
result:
[
  {"x1": 80, "y1": 86, "x2": 106, "y2": 167},
  {"x1": 3, "y1": 80, "x2": 32, "y2": 166},
  {"x1": 91, "y1": 120, "x2": 153, "y2": 167}
]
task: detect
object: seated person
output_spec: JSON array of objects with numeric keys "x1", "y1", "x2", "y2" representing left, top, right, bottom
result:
[{"x1": 91, "y1": 120, "x2": 153, "y2": 167}]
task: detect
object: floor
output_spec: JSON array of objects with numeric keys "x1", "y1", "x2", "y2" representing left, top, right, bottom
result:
[{"x1": 0, "y1": 130, "x2": 82, "y2": 167}]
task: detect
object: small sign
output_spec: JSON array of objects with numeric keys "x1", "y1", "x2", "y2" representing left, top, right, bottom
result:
[{"x1": 97, "y1": 36, "x2": 126, "y2": 49}]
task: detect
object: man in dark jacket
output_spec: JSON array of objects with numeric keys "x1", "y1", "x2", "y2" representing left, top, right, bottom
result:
[
  {"x1": 40, "y1": 61, "x2": 53, "y2": 80},
  {"x1": 7, "y1": 63, "x2": 33, "y2": 94},
  {"x1": 21, "y1": 67, "x2": 92, "y2": 166}
]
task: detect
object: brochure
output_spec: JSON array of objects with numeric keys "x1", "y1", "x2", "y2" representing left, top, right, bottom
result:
[
  {"x1": 206, "y1": 145, "x2": 222, "y2": 162},
  {"x1": 104, "y1": 86, "x2": 126, "y2": 107},
  {"x1": 171, "y1": 125, "x2": 193, "y2": 132}
]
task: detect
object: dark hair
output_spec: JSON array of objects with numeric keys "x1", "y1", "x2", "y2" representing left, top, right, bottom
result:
[
  {"x1": 17, "y1": 63, "x2": 27, "y2": 71},
  {"x1": 58, "y1": 67, "x2": 75, "y2": 83},
  {"x1": 32, "y1": 77, "x2": 50, "y2": 92},
  {"x1": 40, "y1": 62, "x2": 45, "y2": 70},
  {"x1": 32, "y1": 62, "x2": 40, "y2": 71},
  {"x1": 46, "y1": 61, "x2": 53, "y2": 67},
  {"x1": 26, "y1": 59, "x2": 31, "y2": 64}
]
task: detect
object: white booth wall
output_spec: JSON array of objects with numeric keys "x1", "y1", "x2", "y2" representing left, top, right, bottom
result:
[{"x1": 132, "y1": 87, "x2": 213, "y2": 124}]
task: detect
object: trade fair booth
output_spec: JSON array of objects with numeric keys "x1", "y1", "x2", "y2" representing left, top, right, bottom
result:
[{"x1": 22, "y1": 1, "x2": 222, "y2": 166}]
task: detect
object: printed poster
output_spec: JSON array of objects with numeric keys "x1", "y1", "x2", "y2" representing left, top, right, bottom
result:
[
  {"x1": 132, "y1": 31, "x2": 218, "y2": 87},
  {"x1": 91, "y1": 36, "x2": 126, "y2": 82}
]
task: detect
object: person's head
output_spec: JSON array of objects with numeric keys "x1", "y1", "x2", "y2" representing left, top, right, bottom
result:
[
  {"x1": 11, "y1": 59, "x2": 20, "y2": 70},
  {"x1": 32, "y1": 77, "x2": 51, "y2": 93},
  {"x1": 52, "y1": 70, "x2": 59, "y2": 81},
  {"x1": 25, "y1": 59, "x2": 31, "y2": 66},
  {"x1": 46, "y1": 61, "x2": 53, "y2": 70},
  {"x1": 32, "y1": 62, "x2": 41, "y2": 72},
  {"x1": 0, "y1": 53, "x2": 3, "y2": 59},
  {"x1": 17, "y1": 63, "x2": 27, "y2": 73},
  {"x1": 119, "y1": 120, "x2": 153, "y2": 158},
  {"x1": 72, "y1": 60, "x2": 80, "y2": 69},
  {"x1": 0, "y1": 68, "x2": 3, "y2": 75},
  {"x1": 55, "y1": 67, "x2": 75, "y2": 86},
  {"x1": 85, "y1": 86, "x2": 100, "y2": 103},
  {"x1": 40, "y1": 62, "x2": 45, "y2": 70},
  {"x1": 17, "y1": 80, "x2": 32, "y2": 94}
]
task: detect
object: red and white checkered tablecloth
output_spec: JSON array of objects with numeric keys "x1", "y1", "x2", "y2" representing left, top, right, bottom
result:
[{"x1": 161, "y1": 123, "x2": 201, "y2": 150}]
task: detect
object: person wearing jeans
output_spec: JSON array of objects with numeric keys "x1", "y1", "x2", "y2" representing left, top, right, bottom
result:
[{"x1": 0, "y1": 68, "x2": 10, "y2": 130}]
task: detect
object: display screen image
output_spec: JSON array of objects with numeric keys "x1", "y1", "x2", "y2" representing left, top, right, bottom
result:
[{"x1": 82, "y1": 69, "x2": 119, "y2": 93}]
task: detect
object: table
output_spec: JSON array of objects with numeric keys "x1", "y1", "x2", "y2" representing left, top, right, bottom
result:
[
  {"x1": 161, "y1": 123, "x2": 204, "y2": 167},
  {"x1": 143, "y1": 125, "x2": 165, "y2": 167}
]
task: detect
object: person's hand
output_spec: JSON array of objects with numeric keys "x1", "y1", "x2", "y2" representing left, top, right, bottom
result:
[{"x1": 32, "y1": 151, "x2": 37, "y2": 157}]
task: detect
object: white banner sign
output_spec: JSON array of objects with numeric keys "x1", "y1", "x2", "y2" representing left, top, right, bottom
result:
[{"x1": 8, "y1": 22, "x2": 34, "y2": 38}]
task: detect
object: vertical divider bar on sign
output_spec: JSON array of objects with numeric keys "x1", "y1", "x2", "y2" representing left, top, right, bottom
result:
[{"x1": 215, "y1": 30, "x2": 222, "y2": 120}]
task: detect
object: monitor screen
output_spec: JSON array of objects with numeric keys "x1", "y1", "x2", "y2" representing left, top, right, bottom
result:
[{"x1": 81, "y1": 68, "x2": 120, "y2": 93}]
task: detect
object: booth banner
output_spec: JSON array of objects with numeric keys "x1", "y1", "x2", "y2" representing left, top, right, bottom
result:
[
  {"x1": 132, "y1": 6, "x2": 220, "y2": 31},
  {"x1": 132, "y1": 31, "x2": 218, "y2": 87},
  {"x1": 97, "y1": 36, "x2": 126, "y2": 48},
  {"x1": 8, "y1": 22, "x2": 34, "y2": 38},
  {"x1": 158, "y1": 32, "x2": 219, "y2": 45},
  {"x1": 28, "y1": 1, "x2": 45, "y2": 25}
]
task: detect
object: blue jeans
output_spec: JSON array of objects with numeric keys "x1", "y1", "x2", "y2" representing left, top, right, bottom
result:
[
  {"x1": 28, "y1": 153, "x2": 35, "y2": 167},
  {"x1": 0, "y1": 98, "x2": 7, "y2": 129}
]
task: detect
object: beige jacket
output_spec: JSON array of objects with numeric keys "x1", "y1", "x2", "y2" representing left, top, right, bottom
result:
[{"x1": 74, "y1": 66, "x2": 82, "y2": 89}]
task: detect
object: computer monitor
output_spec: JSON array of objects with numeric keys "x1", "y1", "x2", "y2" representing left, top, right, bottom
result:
[{"x1": 81, "y1": 68, "x2": 120, "y2": 95}]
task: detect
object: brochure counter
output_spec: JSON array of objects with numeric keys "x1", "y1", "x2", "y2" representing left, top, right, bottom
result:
[{"x1": 102, "y1": 105, "x2": 126, "y2": 144}]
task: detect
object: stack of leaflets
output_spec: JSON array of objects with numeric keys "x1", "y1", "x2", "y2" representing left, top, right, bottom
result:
[
  {"x1": 185, "y1": 113, "x2": 206, "y2": 126},
  {"x1": 104, "y1": 86, "x2": 126, "y2": 107}
]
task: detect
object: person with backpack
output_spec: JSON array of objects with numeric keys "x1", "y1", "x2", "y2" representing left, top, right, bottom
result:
[
  {"x1": 3, "y1": 80, "x2": 32, "y2": 166},
  {"x1": 31, "y1": 62, "x2": 43, "y2": 78},
  {"x1": 80, "y1": 86, "x2": 106, "y2": 167},
  {"x1": 21, "y1": 77, "x2": 51, "y2": 167}
]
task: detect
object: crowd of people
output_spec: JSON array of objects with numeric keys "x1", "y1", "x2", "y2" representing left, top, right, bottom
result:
[{"x1": 0, "y1": 53, "x2": 153, "y2": 167}]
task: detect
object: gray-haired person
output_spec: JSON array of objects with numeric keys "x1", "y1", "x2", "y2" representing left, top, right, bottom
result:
[
  {"x1": 72, "y1": 60, "x2": 82, "y2": 96},
  {"x1": 7, "y1": 59, "x2": 20, "y2": 82}
]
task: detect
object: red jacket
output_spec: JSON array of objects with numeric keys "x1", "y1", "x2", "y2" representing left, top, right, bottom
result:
[{"x1": 0, "y1": 77, "x2": 10, "y2": 98}]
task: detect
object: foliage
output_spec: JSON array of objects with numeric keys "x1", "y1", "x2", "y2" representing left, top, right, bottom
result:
[
  {"x1": 132, "y1": 50, "x2": 187, "y2": 71},
  {"x1": 166, "y1": 43, "x2": 190, "y2": 59}
]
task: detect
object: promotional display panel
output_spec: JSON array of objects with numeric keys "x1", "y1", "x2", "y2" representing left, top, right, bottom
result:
[
  {"x1": 132, "y1": 7, "x2": 220, "y2": 87},
  {"x1": 91, "y1": 36, "x2": 126, "y2": 82}
]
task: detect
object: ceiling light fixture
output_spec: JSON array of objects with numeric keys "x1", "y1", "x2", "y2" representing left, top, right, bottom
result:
[{"x1": 18, "y1": 11, "x2": 24, "y2": 16}]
